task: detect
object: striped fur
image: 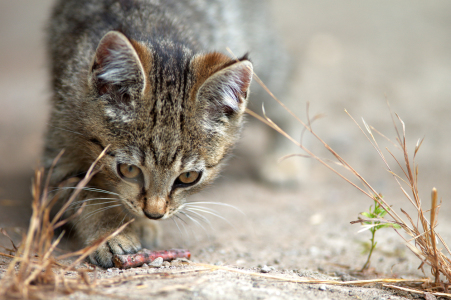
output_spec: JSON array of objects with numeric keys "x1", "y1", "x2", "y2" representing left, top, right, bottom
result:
[{"x1": 44, "y1": 0, "x2": 287, "y2": 268}]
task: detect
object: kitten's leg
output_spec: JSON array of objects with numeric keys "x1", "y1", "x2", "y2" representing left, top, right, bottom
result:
[
  {"x1": 66, "y1": 190, "x2": 160, "y2": 268},
  {"x1": 133, "y1": 217, "x2": 161, "y2": 249}
]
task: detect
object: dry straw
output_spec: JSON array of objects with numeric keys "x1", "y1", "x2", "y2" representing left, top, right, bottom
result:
[
  {"x1": 245, "y1": 66, "x2": 451, "y2": 297},
  {"x1": 0, "y1": 149, "x2": 132, "y2": 299}
]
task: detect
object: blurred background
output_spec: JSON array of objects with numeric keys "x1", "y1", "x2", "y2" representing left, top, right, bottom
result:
[{"x1": 1, "y1": 0, "x2": 451, "y2": 274}]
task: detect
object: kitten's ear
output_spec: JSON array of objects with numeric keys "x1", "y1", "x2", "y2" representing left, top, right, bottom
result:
[
  {"x1": 197, "y1": 56, "x2": 253, "y2": 118},
  {"x1": 91, "y1": 31, "x2": 147, "y2": 100}
]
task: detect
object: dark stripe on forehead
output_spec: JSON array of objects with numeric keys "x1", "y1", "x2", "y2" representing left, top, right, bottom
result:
[
  {"x1": 166, "y1": 146, "x2": 179, "y2": 167},
  {"x1": 179, "y1": 58, "x2": 191, "y2": 133},
  {"x1": 139, "y1": 147, "x2": 146, "y2": 166}
]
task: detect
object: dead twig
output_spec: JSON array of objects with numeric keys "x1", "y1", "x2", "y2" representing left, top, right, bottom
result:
[{"x1": 113, "y1": 249, "x2": 191, "y2": 269}]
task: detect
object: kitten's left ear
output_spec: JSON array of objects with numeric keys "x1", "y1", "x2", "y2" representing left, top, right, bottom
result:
[
  {"x1": 90, "y1": 31, "x2": 147, "y2": 101},
  {"x1": 197, "y1": 57, "x2": 253, "y2": 118}
]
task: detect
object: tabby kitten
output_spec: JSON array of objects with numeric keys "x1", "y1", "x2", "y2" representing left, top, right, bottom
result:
[{"x1": 44, "y1": 0, "x2": 290, "y2": 268}]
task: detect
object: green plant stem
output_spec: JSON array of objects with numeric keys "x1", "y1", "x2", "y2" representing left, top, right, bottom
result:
[{"x1": 361, "y1": 228, "x2": 377, "y2": 271}]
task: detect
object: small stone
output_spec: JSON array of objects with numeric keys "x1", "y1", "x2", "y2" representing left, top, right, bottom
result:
[
  {"x1": 141, "y1": 263, "x2": 149, "y2": 269},
  {"x1": 318, "y1": 284, "x2": 326, "y2": 291},
  {"x1": 261, "y1": 265, "x2": 271, "y2": 273},
  {"x1": 149, "y1": 257, "x2": 163, "y2": 268},
  {"x1": 424, "y1": 293, "x2": 437, "y2": 300},
  {"x1": 171, "y1": 260, "x2": 182, "y2": 266},
  {"x1": 107, "y1": 269, "x2": 113, "y2": 273},
  {"x1": 340, "y1": 274, "x2": 356, "y2": 281},
  {"x1": 162, "y1": 261, "x2": 171, "y2": 267}
]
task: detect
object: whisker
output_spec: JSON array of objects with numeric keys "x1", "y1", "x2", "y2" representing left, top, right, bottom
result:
[
  {"x1": 69, "y1": 204, "x2": 123, "y2": 234},
  {"x1": 67, "y1": 200, "x2": 120, "y2": 211},
  {"x1": 67, "y1": 197, "x2": 119, "y2": 208},
  {"x1": 69, "y1": 197, "x2": 119, "y2": 204},
  {"x1": 185, "y1": 202, "x2": 245, "y2": 215},
  {"x1": 183, "y1": 205, "x2": 220, "y2": 214},
  {"x1": 174, "y1": 215, "x2": 191, "y2": 245},
  {"x1": 172, "y1": 218, "x2": 185, "y2": 244},
  {"x1": 50, "y1": 187, "x2": 119, "y2": 196},
  {"x1": 118, "y1": 210, "x2": 128, "y2": 227},
  {"x1": 179, "y1": 211, "x2": 210, "y2": 236},
  {"x1": 181, "y1": 208, "x2": 213, "y2": 228},
  {"x1": 184, "y1": 207, "x2": 235, "y2": 229},
  {"x1": 78, "y1": 204, "x2": 122, "y2": 222}
]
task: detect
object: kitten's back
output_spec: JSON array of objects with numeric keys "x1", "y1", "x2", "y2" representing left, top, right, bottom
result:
[{"x1": 48, "y1": 0, "x2": 290, "y2": 104}]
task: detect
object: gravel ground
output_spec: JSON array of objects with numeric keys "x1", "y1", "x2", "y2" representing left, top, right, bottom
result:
[{"x1": 2, "y1": 1, "x2": 451, "y2": 299}]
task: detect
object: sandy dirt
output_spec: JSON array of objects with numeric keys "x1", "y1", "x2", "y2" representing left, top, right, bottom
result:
[{"x1": 2, "y1": 0, "x2": 451, "y2": 299}]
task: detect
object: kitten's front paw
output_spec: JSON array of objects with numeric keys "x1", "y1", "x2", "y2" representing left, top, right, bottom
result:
[{"x1": 87, "y1": 233, "x2": 142, "y2": 268}]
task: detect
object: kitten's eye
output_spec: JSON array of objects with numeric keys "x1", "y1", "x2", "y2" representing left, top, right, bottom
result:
[
  {"x1": 118, "y1": 164, "x2": 141, "y2": 179},
  {"x1": 178, "y1": 171, "x2": 200, "y2": 184},
  {"x1": 178, "y1": 171, "x2": 199, "y2": 184}
]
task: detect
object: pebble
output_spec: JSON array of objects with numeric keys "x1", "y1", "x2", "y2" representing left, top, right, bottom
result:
[
  {"x1": 107, "y1": 269, "x2": 112, "y2": 273},
  {"x1": 319, "y1": 284, "x2": 327, "y2": 291},
  {"x1": 340, "y1": 274, "x2": 356, "y2": 281},
  {"x1": 149, "y1": 257, "x2": 163, "y2": 268},
  {"x1": 261, "y1": 265, "x2": 271, "y2": 273},
  {"x1": 141, "y1": 263, "x2": 149, "y2": 269},
  {"x1": 171, "y1": 260, "x2": 182, "y2": 266}
]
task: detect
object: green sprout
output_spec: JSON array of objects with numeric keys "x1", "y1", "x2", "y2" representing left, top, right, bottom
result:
[{"x1": 360, "y1": 196, "x2": 401, "y2": 271}]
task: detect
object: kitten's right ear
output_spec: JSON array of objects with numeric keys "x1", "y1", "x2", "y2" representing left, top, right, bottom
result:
[{"x1": 90, "y1": 31, "x2": 147, "y2": 100}]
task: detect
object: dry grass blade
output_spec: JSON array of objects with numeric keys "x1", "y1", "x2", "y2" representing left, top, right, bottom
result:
[
  {"x1": 0, "y1": 149, "x2": 132, "y2": 299},
  {"x1": 246, "y1": 65, "x2": 451, "y2": 295},
  {"x1": 0, "y1": 228, "x2": 18, "y2": 253},
  {"x1": 193, "y1": 263, "x2": 434, "y2": 287}
]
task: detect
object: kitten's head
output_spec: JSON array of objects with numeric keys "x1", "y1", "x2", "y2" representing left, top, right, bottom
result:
[{"x1": 81, "y1": 31, "x2": 252, "y2": 219}]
